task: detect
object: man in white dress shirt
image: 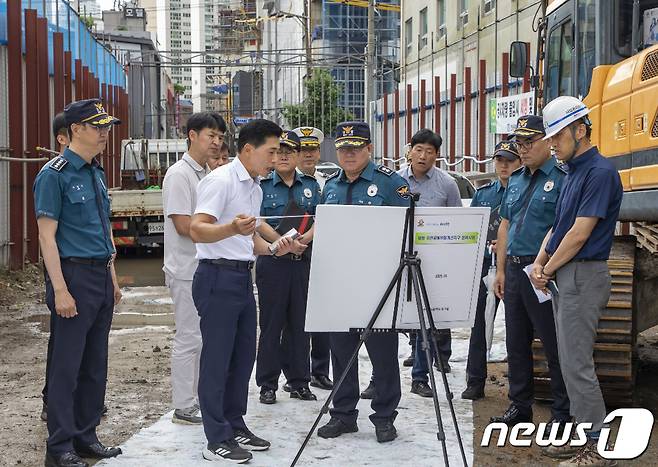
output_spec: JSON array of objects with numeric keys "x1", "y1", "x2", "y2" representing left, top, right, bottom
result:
[{"x1": 189, "y1": 119, "x2": 304, "y2": 463}]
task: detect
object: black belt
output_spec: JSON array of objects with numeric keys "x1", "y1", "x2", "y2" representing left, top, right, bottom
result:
[
  {"x1": 200, "y1": 258, "x2": 254, "y2": 271},
  {"x1": 572, "y1": 258, "x2": 604, "y2": 263},
  {"x1": 62, "y1": 257, "x2": 113, "y2": 268},
  {"x1": 507, "y1": 255, "x2": 536, "y2": 265}
]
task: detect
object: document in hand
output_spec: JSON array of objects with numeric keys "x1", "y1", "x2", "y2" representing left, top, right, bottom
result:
[{"x1": 522, "y1": 264, "x2": 552, "y2": 303}]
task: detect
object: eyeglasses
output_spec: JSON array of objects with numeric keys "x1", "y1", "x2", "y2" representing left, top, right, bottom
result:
[
  {"x1": 85, "y1": 124, "x2": 112, "y2": 133},
  {"x1": 516, "y1": 136, "x2": 543, "y2": 151}
]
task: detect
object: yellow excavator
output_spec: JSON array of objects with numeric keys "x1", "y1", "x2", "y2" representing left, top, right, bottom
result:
[{"x1": 511, "y1": 0, "x2": 658, "y2": 406}]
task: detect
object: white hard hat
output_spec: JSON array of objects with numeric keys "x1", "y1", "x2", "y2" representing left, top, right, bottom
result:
[{"x1": 542, "y1": 96, "x2": 591, "y2": 139}]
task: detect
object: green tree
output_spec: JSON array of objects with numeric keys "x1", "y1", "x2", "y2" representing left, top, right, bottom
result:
[
  {"x1": 282, "y1": 69, "x2": 353, "y2": 135},
  {"x1": 173, "y1": 83, "x2": 186, "y2": 96},
  {"x1": 81, "y1": 15, "x2": 94, "y2": 30}
]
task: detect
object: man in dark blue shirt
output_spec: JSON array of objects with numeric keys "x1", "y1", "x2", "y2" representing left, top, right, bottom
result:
[
  {"x1": 531, "y1": 96, "x2": 622, "y2": 465},
  {"x1": 34, "y1": 99, "x2": 123, "y2": 467}
]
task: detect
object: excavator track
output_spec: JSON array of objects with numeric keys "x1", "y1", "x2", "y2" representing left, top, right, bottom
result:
[{"x1": 532, "y1": 237, "x2": 636, "y2": 407}]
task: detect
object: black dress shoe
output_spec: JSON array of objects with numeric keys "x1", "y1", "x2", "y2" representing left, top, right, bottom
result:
[
  {"x1": 310, "y1": 375, "x2": 333, "y2": 390},
  {"x1": 375, "y1": 420, "x2": 398, "y2": 443},
  {"x1": 282, "y1": 383, "x2": 292, "y2": 393},
  {"x1": 360, "y1": 380, "x2": 376, "y2": 399},
  {"x1": 410, "y1": 381, "x2": 433, "y2": 398},
  {"x1": 402, "y1": 352, "x2": 415, "y2": 367},
  {"x1": 490, "y1": 405, "x2": 532, "y2": 426},
  {"x1": 317, "y1": 417, "x2": 358, "y2": 439},
  {"x1": 434, "y1": 360, "x2": 451, "y2": 373},
  {"x1": 290, "y1": 387, "x2": 317, "y2": 401},
  {"x1": 461, "y1": 384, "x2": 485, "y2": 400},
  {"x1": 45, "y1": 451, "x2": 89, "y2": 467},
  {"x1": 259, "y1": 389, "x2": 276, "y2": 404},
  {"x1": 74, "y1": 442, "x2": 122, "y2": 459}
]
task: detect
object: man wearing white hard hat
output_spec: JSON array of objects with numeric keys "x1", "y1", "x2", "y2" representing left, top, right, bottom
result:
[{"x1": 530, "y1": 96, "x2": 623, "y2": 466}]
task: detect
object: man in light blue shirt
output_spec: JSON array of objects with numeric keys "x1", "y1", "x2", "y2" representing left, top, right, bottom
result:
[{"x1": 398, "y1": 129, "x2": 461, "y2": 399}]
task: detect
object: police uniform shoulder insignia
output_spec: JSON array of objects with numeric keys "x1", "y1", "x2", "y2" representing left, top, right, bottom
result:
[
  {"x1": 376, "y1": 165, "x2": 394, "y2": 176},
  {"x1": 510, "y1": 166, "x2": 525, "y2": 176},
  {"x1": 262, "y1": 171, "x2": 274, "y2": 181},
  {"x1": 396, "y1": 185, "x2": 410, "y2": 197},
  {"x1": 49, "y1": 156, "x2": 68, "y2": 172},
  {"x1": 555, "y1": 163, "x2": 568, "y2": 174}
]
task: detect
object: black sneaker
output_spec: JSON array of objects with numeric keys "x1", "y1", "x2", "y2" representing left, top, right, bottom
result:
[
  {"x1": 360, "y1": 381, "x2": 376, "y2": 399},
  {"x1": 375, "y1": 420, "x2": 398, "y2": 443},
  {"x1": 410, "y1": 381, "x2": 433, "y2": 398},
  {"x1": 317, "y1": 417, "x2": 359, "y2": 439},
  {"x1": 461, "y1": 384, "x2": 485, "y2": 400},
  {"x1": 202, "y1": 439, "x2": 252, "y2": 463},
  {"x1": 290, "y1": 387, "x2": 317, "y2": 401},
  {"x1": 234, "y1": 427, "x2": 271, "y2": 451},
  {"x1": 259, "y1": 389, "x2": 276, "y2": 405}
]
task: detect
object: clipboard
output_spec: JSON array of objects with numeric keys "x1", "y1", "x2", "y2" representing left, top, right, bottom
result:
[{"x1": 275, "y1": 200, "x2": 314, "y2": 236}]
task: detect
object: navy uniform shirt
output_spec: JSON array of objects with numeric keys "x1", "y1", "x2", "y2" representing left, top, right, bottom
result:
[
  {"x1": 260, "y1": 170, "x2": 321, "y2": 229},
  {"x1": 471, "y1": 179, "x2": 506, "y2": 259},
  {"x1": 500, "y1": 157, "x2": 566, "y2": 256},
  {"x1": 546, "y1": 147, "x2": 623, "y2": 260},
  {"x1": 322, "y1": 161, "x2": 410, "y2": 207},
  {"x1": 33, "y1": 148, "x2": 114, "y2": 259}
]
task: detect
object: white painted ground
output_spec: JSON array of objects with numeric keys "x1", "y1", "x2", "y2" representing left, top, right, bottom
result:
[{"x1": 99, "y1": 308, "x2": 506, "y2": 467}]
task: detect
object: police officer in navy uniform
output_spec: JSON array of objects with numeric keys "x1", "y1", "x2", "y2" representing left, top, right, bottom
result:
[
  {"x1": 256, "y1": 130, "x2": 321, "y2": 404},
  {"x1": 34, "y1": 99, "x2": 123, "y2": 467},
  {"x1": 491, "y1": 115, "x2": 571, "y2": 427},
  {"x1": 461, "y1": 141, "x2": 521, "y2": 400},
  {"x1": 291, "y1": 125, "x2": 333, "y2": 390},
  {"x1": 317, "y1": 121, "x2": 410, "y2": 443}
]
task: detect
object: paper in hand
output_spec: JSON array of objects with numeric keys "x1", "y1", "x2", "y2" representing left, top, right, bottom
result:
[{"x1": 522, "y1": 264, "x2": 552, "y2": 303}]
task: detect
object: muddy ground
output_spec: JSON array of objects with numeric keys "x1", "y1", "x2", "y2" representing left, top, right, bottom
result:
[{"x1": 1, "y1": 263, "x2": 656, "y2": 466}]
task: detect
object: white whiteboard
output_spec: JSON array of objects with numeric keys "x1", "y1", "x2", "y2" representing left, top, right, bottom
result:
[{"x1": 305, "y1": 205, "x2": 490, "y2": 332}]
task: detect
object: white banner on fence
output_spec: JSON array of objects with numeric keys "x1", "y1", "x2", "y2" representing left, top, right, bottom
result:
[{"x1": 490, "y1": 91, "x2": 536, "y2": 134}]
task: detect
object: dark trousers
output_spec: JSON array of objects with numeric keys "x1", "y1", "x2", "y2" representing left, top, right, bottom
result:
[
  {"x1": 255, "y1": 256, "x2": 311, "y2": 391},
  {"x1": 42, "y1": 312, "x2": 55, "y2": 405},
  {"x1": 45, "y1": 261, "x2": 114, "y2": 455},
  {"x1": 466, "y1": 257, "x2": 497, "y2": 387},
  {"x1": 311, "y1": 333, "x2": 330, "y2": 377},
  {"x1": 411, "y1": 329, "x2": 452, "y2": 382},
  {"x1": 504, "y1": 260, "x2": 570, "y2": 420},
  {"x1": 330, "y1": 332, "x2": 401, "y2": 426},
  {"x1": 192, "y1": 262, "x2": 256, "y2": 444}
]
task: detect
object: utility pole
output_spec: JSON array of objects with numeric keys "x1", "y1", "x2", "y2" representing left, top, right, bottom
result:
[
  {"x1": 303, "y1": 0, "x2": 312, "y2": 81},
  {"x1": 365, "y1": 0, "x2": 375, "y2": 125}
]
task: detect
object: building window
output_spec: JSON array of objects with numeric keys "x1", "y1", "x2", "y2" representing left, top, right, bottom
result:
[
  {"x1": 405, "y1": 18, "x2": 413, "y2": 56},
  {"x1": 420, "y1": 7, "x2": 428, "y2": 48},
  {"x1": 459, "y1": 0, "x2": 469, "y2": 28},
  {"x1": 437, "y1": 0, "x2": 446, "y2": 38},
  {"x1": 482, "y1": 0, "x2": 495, "y2": 15}
]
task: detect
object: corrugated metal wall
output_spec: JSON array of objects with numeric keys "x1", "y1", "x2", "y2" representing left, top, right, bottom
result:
[{"x1": 0, "y1": 46, "x2": 10, "y2": 268}]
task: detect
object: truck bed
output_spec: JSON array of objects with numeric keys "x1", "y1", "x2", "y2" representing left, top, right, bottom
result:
[{"x1": 109, "y1": 189, "x2": 163, "y2": 217}]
